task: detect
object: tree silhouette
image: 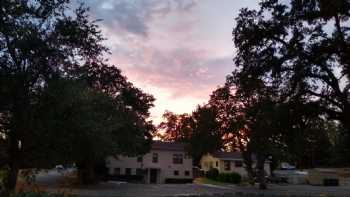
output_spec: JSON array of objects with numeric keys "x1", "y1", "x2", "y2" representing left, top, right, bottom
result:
[{"x1": 0, "y1": 1, "x2": 154, "y2": 195}]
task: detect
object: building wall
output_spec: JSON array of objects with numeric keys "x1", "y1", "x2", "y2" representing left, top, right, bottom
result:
[
  {"x1": 200, "y1": 154, "x2": 220, "y2": 172},
  {"x1": 200, "y1": 153, "x2": 271, "y2": 178},
  {"x1": 219, "y1": 159, "x2": 246, "y2": 175},
  {"x1": 106, "y1": 149, "x2": 193, "y2": 183}
]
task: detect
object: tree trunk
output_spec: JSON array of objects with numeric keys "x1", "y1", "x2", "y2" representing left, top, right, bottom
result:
[
  {"x1": 2, "y1": 129, "x2": 21, "y2": 197},
  {"x1": 256, "y1": 153, "x2": 267, "y2": 190},
  {"x1": 2, "y1": 163, "x2": 19, "y2": 197},
  {"x1": 77, "y1": 160, "x2": 96, "y2": 185},
  {"x1": 242, "y1": 151, "x2": 255, "y2": 185}
]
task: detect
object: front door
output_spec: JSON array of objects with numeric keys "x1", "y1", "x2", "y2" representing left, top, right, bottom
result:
[{"x1": 150, "y1": 168, "x2": 158, "y2": 183}]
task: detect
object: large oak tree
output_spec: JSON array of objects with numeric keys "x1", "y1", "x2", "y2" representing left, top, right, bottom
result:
[
  {"x1": 232, "y1": 0, "x2": 350, "y2": 132},
  {"x1": 0, "y1": 1, "x2": 154, "y2": 195}
]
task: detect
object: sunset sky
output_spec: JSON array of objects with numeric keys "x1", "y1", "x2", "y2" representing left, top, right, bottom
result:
[{"x1": 84, "y1": 0, "x2": 260, "y2": 124}]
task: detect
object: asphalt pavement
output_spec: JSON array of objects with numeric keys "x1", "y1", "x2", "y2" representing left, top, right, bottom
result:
[{"x1": 33, "y1": 170, "x2": 350, "y2": 197}]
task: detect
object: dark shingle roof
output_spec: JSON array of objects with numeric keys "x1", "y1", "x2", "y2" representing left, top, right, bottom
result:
[
  {"x1": 151, "y1": 141, "x2": 187, "y2": 151},
  {"x1": 211, "y1": 151, "x2": 260, "y2": 161}
]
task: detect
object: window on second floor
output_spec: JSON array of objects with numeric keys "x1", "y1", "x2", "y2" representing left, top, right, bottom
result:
[
  {"x1": 224, "y1": 161, "x2": 231, "y2": 171},
  {"x1": 137, "y1": 156, "x2": 143, "y2": 163},
  {"x1": 215, "y1": 161, "x2": 218, "y2": 167},
  {"x1": 185, "y1": 170, "x2": 190, "y2": 176},
  {"x1": 173, "y1": 154, "x2": 183, "y2": 164},
  {"x1": 174, "y1": 170, "x2": 179, "y2": 176},
  {"x1": 152, "y1": 153, "x2": 158, "y2": 163}
]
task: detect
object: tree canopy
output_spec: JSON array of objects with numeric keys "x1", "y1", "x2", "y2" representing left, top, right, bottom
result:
[
  {"x1": 158, "y1": 106, "x2": 222, "y2": 165},
  {"x1": 0, "y1": 0, "x2": 154, "y2": 195},
  {"x1": 232, "y1": 0, "x2": 350, "y2": 131},
  {"x1": 230, "y1": 0, "x2": 350, "y2": 189}
]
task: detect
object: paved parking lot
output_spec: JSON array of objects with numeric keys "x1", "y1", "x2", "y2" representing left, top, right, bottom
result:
[
  {"x1": 42, "y1": 182, "x2": 350, "y2": 197},
  {"x1": 35, "y1": 170, "x2": 235, "y2": 196},
  {"x1": 35, "y1": 170, "x2": 350, "y2": 197},
  {"x1": 67, "y1": 183, "x2": 235, "y2": 197},
  {"x1": 234, "y1": 184, "x2": 350, "y2": 197}
]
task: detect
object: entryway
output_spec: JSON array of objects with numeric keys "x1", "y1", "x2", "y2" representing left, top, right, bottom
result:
[{"x1": 149, "y1": 168, "x2": 159, "y2": 183}]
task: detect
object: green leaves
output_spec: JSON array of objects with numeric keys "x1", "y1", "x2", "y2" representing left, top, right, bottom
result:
[
  {"x1": 0, "y1": 0, "x2": 154, "y2": 193},
  {"x1": 231, "y1": 0, "x2": 350, "y2": 168}
]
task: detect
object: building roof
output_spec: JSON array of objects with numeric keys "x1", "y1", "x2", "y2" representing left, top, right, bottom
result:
[
  {"x1": 211, "y1": 151, "x2": 243, "y2": 161},
  {"x1": 210, "y1": 151, "x2": 264, "y2": 162},
  {"x1": 151, "y1": 141, "x2": 187, "y2": 152}
]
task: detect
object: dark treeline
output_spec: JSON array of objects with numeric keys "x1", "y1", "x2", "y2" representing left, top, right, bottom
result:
[
  {"x1": 158, "y1": 0, "x2": 350, "y2": 190},
  {"x1": 0, "y1": 1, "x2": 154, "y2": 196}
]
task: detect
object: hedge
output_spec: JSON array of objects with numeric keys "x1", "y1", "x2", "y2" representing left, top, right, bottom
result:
[
  {"x1": 205, "y1": 168, "x2": 219, "y2": 180},
  {"x1": 206, "y1": 168, "x2": 241, "y2": 184},
  {"x1": 216, "y1": 172, "x2": 241, "y2": 184}
]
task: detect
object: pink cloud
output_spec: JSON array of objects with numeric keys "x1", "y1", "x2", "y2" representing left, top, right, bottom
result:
[{"x1": 82, "y1": 0, "x2": 241, "y2": 122}]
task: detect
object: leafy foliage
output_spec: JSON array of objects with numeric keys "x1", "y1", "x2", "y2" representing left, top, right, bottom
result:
[
  {"x1": 0, "y1": 0, "x2": 154, "y2": 194},
  {"x1": 205, "y1": 168, "x2": 219, "y2": 180},
  {"x1": 216, "y1": 172, "x2": 242, "y2": 184},
  {"x1": 158, "y1": 105, "x2": 222, "y2": 165},
  {"x1": 230, "y1": 0, "x2": 350, "y2": 189},
  {"x1": 232, "y1": 0, "x2": 350, "y2": 131}
]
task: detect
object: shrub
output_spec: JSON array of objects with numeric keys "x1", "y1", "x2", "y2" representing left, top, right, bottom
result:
[
  {"x1": 217, "y1": 172, "x2": 241, "y2": 184},
  {"x1": 205, "y1": 168, "x2": 219, "y2": 180}
]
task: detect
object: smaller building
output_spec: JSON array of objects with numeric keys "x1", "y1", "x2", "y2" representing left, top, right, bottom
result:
[
  {"x1": 106, "y1": 141, "x2": 193, "y2": 184},
  {"x1": 200, "y1": 151, "x2": 270, "y2": 178}
]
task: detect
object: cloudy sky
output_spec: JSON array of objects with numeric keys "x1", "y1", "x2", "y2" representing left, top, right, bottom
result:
[{"x1": 84, "y1": 0, "x2": 260, "y2": 124}]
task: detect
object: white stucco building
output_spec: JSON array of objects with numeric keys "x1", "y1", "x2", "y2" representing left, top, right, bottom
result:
[{"x1": 106, "y1": 141, "x2": 193, "y2": 183}]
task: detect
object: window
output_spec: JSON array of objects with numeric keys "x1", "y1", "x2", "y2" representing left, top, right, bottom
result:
[
  {"x1": 125, "y1": 168, "x2": 131, "y2": 175},
  {"x1": 114, "y1": 168, "x2": 120, "y2": 175},
  {"x1": 224, "y1": 161, "x2": 231, "y2": 171},
  {"x1": 174, "y1": 170, "x2": 179, "y2": 176},
  {"x1": 235, "y1": 160, "x2": 243, "y2": 167},
  {"x1": 173, "y1": 154, "x2": 183, "y2": 164},
  {"x1": 136, "y1": 168, "x2": 143, "y2": 175},
  {"x1": 137, "y1": 156, "x2": 143, "y2": 163},
  {"x1": 152, "y1": 153, "x2": 158, "y2": 163},
  {"x1": 215, "y1": 161, "x2": 218, "y2": 167},
  {"x1": 185, "y1": 170, "x2": 190, "y2": 176}
]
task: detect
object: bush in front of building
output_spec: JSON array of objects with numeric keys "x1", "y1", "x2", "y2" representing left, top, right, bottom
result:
[
  {"x1": 205, "y1": 168, "x2": 219, "y2": 180},
  {"x1": 216, "y1": 172, "x2": 241, "y2": 184}
]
